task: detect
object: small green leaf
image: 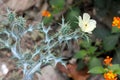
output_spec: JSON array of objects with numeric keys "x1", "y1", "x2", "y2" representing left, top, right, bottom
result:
[
  {"x1": 112, "y1": 27, "x2": 120, "y2": 33},
  {"x1": 80, "y1": 40, "x2": 91, "y2": 49},
  {"x1": 108, "y1": 64, "x2": 120, "y2": 75},
  {"x1": 88, "y1": 57, "x2": 102, "y2": 69},
  {"x1": 108, "y1": 64, "x2": 120, "y2": 72},
  {"x1": 49, "y1": 0, "x2": 65, "y2": 13},
  {"x1": 43, "y1": 16, "x2": 53, "y2": 25},
  {"x1": 49, "y1": 0, "x2": 65, "y2": 8},
  {"x1": 115, "y1": 69, "x2": 120, "y2": 75},
  {"x1": 74, "y1": 50, "x2": 87, "y2": 59},
  {"x1": 93, "y1": 25, "x2": 111, "y2": 39},
  {"x1": 113, "y1": 49, "x2": 120, "y2": 64},
  {"x1": 88, "y1": 46, "x2": 97, "y2": 55},
  {"x1": 103, "y1": 35, "x2": 119, "y2": 51},
  {"x1": 88, "y1": 66, "x2": 105, "y2": 74}
]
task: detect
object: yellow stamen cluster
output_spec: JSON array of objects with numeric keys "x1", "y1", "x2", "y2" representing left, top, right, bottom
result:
[
  {"x1": 112, "y1": 17, "x2": 120, "y2": 28},
  {"x1": 104, "y1": 56, "x2": 112, "y2": 66},
  {"x1": 104, "y1": 71, "x2": 117, "y2": 80}
]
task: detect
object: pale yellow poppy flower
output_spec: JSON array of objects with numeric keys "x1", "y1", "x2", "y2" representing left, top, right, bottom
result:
[{"x1": 79, "y1": 13, "x2": 96, "y2": 34}]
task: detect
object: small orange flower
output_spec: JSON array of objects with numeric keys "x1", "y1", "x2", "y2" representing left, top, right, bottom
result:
[
  {"x1": 104, "y1": 71, "x2": 117, "y2": 80},
  {"x1": 41, "y1": 10, "x2": 51, "y2": 17},
  {"x1": 104, "y1": 56, "x2": 112, "y2": 66},
  {"x1": 112, "y1": 17, "x2": 120, "y2": 28}
]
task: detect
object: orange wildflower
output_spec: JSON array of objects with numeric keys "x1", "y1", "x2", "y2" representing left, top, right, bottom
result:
[
  {"x1": 104, "y1": 56, "x2": 112, "y2": 66},
  {"x1": 112, "y1": 17, "x2": 120, "y2": 28},
  {"x1": 104, "y1": 71, "x2": 117, "y2": 80},
  {"x1": 41, "y1": 10, "x2": 51, "y2": 17}
]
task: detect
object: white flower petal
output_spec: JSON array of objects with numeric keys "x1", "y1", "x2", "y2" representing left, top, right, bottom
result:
[
  {"x1": 90, "y1": 19, "x2": 96, "y2": 25},
  {"x1": 78, "y1": 16, "x2": 83, "y2": 28},
  {"x1": 88, "y1": 19, "x2": 96, "y2": 31},
  {"x1": 86, "y1": 19, "x2": 96, "y2": 33},
  {"x1": 83, "y1": 13, "x2": 90, "y2": 23}
]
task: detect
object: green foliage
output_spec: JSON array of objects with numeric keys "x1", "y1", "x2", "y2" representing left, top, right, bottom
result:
[
  {"x1": 74, "y1": 50, "x2": 87, "y2": 59},
  {"x1": 113, "y1": 49, "x2": 120, "y2": 64},
  {"x1": 50, "y1": 0, "x2": 65, "y2": 9},
  {"x1": 80, "y1": 40, "x2": 91, "y2": 48},
  {"x1": 76, "y1": 40, "x2": 97, "y2": 57},
  {"x1": 66, "y1": 7, "x2": 80, "y2": 29},
  {"x1": 74, "y1": 39, "x2": 102, "y2": 71},
  {"x1": 103, "y1": 35, "x2": 119, "y2": 51},
  {"x1": 43, "y1": 16, "x2": 53, "y2": 25},
  {"x1": 49, "y1": 0, "x2": 65, "y2": 14},
  {"x1": 116, "y1": 70, "x2": 120, "y2": 75},
  {"x1": 108, "y1": 64, "x2": 120, "y2": 74},
  {"x1": 88, "y1": 66, "x2": 105, "y2": 74},
  {"x1": 69, "y1": 0, "x2": 120, "y2": 77},
  {"x1": 74, "y1": 46, "x2": 97, "y2": 59},
  {"x1": 88, "y1": 57, "x2": 102, "y2": 69},
  {"x1": 43, "y1": 0, "x2": 65, "y2": 25},
  {"x1": 93, "y1": 26, "x2": 110, "y2": 39},
  {"x1": 112, "y1": 27, "x2": 120, "y2": 33},
  {"x1": 89, "y1": 59, "x2": 120, "y2": 75},
  {"x1": 88, "y1": 47, "x2": 97, "y2": 55}
]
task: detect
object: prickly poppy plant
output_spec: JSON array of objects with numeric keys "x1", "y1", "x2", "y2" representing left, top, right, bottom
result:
[{"x1": 0, "y1": 10, "x2": 96, "y2": 80}]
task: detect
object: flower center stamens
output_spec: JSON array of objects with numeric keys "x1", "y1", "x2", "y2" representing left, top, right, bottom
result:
[{"x1": 85, "y1": 24, "x2": 87, "y2": 27}]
